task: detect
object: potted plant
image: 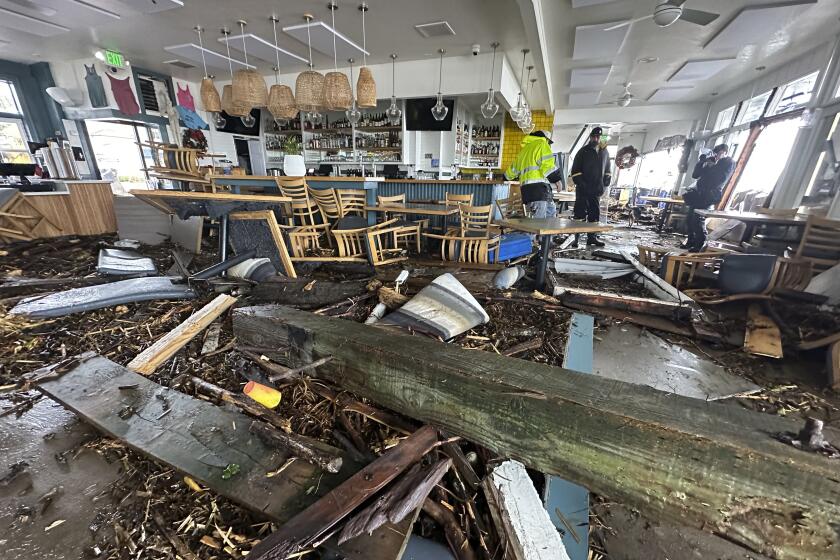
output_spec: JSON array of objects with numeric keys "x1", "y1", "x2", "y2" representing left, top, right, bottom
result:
[{"x1": 282, "y1": 136, "x2": 305, "y2": 177}]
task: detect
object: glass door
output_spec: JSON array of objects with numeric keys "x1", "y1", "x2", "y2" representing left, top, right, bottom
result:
[{"x1": 86, "y1": 120, "x2": 164, "y2": 193}]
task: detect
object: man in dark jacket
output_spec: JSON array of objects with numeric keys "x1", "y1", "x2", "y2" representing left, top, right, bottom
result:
[
  {"x1": 684, "y1": 143, "x2": 736, "y2": 251},
  {"x1": 571, "y1": 126, "x2": 606, "y2": 247}
]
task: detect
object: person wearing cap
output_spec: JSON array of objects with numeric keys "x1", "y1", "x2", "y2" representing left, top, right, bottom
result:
[
  {"x1": 504, "y1": 130, "x2": 564, "y2": 220},
  {"x1": 684, "y1": 143, "x2": 735, "y2": 252},
  {"x1": 570, "y1": 126, "x2": 606, "y2": 247}
]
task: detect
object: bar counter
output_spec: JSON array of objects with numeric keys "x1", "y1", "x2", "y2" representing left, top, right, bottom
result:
[{"x1": 15, "y1": 180, "x2": 117, "y2": 238}]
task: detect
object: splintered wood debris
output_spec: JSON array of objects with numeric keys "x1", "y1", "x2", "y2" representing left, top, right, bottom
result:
[{"x1": 2, "y1": 233, "x2": 840, "y2": 560}]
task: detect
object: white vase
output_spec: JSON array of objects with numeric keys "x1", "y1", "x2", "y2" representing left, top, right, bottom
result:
[{"x1": 283, "y1": 154, "x2": 306, "y2": 177}]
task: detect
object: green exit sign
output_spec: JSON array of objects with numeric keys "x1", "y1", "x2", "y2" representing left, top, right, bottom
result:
[{"x1": 104, "y1": 50, "x2": 124, "y2": 67}]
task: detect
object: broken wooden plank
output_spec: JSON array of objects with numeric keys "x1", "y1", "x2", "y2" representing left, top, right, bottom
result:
[
  {"x1": 233, "y1": 305, "x2": 840, "y2": 560},
  {"x1": 422, "y1": 497, "x2": 478, "y2": 560},
  {"x1": 744, "y1": 304, "x2": 783, "y2": 359},
  {"x1": 310, "y1": 382, "x2": 417, "y2": 435},
  {"x1": 554, "y1": 286, "x2": 691, "y2": 320},
  {"x1": 484, "y1": 460, "x2": 570, "y2": 560},
  {"x1": 248, "y1": 425, "x2": 439, "y2": 560},
  {"x1": 250, "y1": 277, "x2": 371, "y2": 310},
  {"x1": 330, "y1": 510, "x2": 421, "y2": 560},
  {"x1": 34, "y1": 354, "x2": 352, "y2": 524},
  {"x1": 799, "y1": 331, "x2": 840, "y2": 351},
  {"x1": 620, "y1": 248, "x2": 693, "y2": 304},
  {"x1": 128, "y1": 294, "x2": 237, "y2": 374}
]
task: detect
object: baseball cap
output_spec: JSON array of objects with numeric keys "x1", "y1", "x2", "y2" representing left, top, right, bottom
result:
[
  {"x1": 529, "y1": 130, "x2": 554, "y2": 145},
  {"x1": 591, "y1": 126, "x2": 603, "y2": 136}
]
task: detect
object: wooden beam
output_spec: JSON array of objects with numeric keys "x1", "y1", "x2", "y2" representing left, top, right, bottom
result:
[
  {"x1": 827, "y1": 341, "x2": 840, "y2": 391},
  {"x1": 554, "y1": 287, "x2": 691, "y2": 320},
  {"x1": 744, "y1": 304, "x2": 783, "y2": 359},
  {"x1": 233, "y1": 305, "x2": 840, "y2": 560},
  {"x1": 128, "y1": 294, "x2": 237, "y2": 375},
  {"x1": 34, "y1": 354, "x2": 352, "y2": 524},
  {"x1": 620, "y1": 249, "x2": 694, "y2": 304}
]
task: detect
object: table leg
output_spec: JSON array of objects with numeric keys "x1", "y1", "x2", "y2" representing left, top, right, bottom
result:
[
  {"x1": 218, "y1": 215, "x2": 228, "y2": 266},
  {"x1": 741, "y1": 222, "x2": 757, "y2": 245},
  {"x1": 535, "y1": 234, "x2": 551, "y2": 292}
]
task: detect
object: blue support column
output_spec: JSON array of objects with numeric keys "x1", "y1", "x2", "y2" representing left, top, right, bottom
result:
[{"x1": 543, "y1": 313, "x2": 594, "y2": 560}]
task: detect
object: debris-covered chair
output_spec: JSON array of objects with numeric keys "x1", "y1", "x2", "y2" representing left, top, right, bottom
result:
[
  {"x1": 376, "y1": 194, "x2": 424, "y2": 252},
  {"x1": 275, "y1": 177, "x2": 331, "y2": 248},
  {"x1": 684, "y1": 256, "x2": 812, "y2": 304},
  {"x1": 786, "y1": 215, "x2": 840, "y2": 276},
  {"x1": 425, "y1": 204, "x2": 501, "y2": 264},
  {"x1": 331, "y1": 217, "x2": 407, "y2": 266}
]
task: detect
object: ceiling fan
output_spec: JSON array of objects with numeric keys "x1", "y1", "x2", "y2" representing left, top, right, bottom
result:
[
  {"x1": 600, "y1": 83, "x2": 634, "y2": 107},
  {"x1": 605, "y1": 0, "x2": 719, "y2": 31}
]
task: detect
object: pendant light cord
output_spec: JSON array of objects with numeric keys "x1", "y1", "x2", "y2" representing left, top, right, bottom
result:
[
  {"x1": 391, "y1": 56, "x2": 396, "y2": 97},
  {"x1": 197, "y1": 28, "x2": 209, "y2": 78},
  {"x1": 438, "y1": 51, "x2": 444, "y2": 95},
  {"x1": 488, "y1": 43, "x2": 497, "y2": 89},
  {"x1": 361, "y1": 6, "x2": 367, "y2": 67},
  {"x1": 306, "y1": 18, "x2": 313, "y2": 70},
  {"x1": 223, "y1": 31, "x2": 234, "y2": 80},
  {"x1": 239, "y1": 22, "x2": 248, "y2": 66},
  {"x1": 330, "y1": 4, "x2": 338, "y2": 71},
  {"x1": 272, "y1": 18, "x2": 281, "y2": 85}
]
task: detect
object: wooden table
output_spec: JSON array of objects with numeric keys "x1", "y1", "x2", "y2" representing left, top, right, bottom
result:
[
  {"x1": 695, "y1": 210, "x2": 807, "y2": 243},
  {"x1": 364, "y1": 202, "x2": 459, "y2": 217},
  {"x1": 497, "y1": 218, "x2": 612, "y2": 290},
  {"x1": 554, "y1": 191, "x2": 577, "y2": 213},
  {"x1": 640, "y1": 196, "x2": 684, "y2": 232}
]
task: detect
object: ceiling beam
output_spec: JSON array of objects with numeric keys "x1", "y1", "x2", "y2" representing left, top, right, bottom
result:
[{"x1": 517, "y1": 0, "x2": 553, "y2": 112}]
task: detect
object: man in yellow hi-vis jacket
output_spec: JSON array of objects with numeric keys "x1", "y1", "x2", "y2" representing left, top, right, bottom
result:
[{"x1": 504, "y1": 131, "x2": 564, "y2": 219}]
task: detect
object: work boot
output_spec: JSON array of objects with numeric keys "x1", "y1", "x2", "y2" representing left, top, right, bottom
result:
[{"x1": 587, "y1": 234, "x2": 605, "y2": 247}]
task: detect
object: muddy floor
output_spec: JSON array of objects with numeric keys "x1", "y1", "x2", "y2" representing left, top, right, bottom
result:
[{"x1": 1, "y1": 224, "x2": 838, "y2": 560}]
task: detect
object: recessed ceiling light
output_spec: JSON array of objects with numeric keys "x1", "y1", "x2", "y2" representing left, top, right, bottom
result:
[
  {"x1": 755, "y1": 65, "x2": 766, "y2": 71},
  {"x1": 711, "y1": 92, "x2": 719, "y2": 96},
  {"x1": 638, "y1": 56, "x2": 658, "y2": 63}
]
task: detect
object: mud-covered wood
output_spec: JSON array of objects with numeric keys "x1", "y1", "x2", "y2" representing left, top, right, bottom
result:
[
  {"x1": 250, "y1": 277, "x2": 371, "y2": 309},
  {"x1": 35, "y1": 354, "x2": 353, "y2": 524},
  {"x1": 233, "y1": 305, "x2": 840, "y2": 560},
  {"x1": 248, "y1": 425, "x2": 439, "y2": 560},
  {"x1": 554, "y1": 287, "x2": 691, "y2": 320}
]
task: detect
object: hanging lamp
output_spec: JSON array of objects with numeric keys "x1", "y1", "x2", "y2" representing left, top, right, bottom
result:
[
  {"x1": 230, "y1": 20, "x2": 267, "y2": 110},
  {"x1": 480, "y1": 42, "x2": 500, "y2": 119},
  {"x1": 195, "y1": 26, "x2": 222, "y2": 115},
  {"x1": 431, "y1": 49, "x2": 448, "y2": 121},
  {"x1": 517, "y1": 66, "x2": 534, "y2": 128},
  {"x1": 346, "y1": 58, "x2": 362, "y2": 125},
  {"x1": 295, "y1": 14, "x2": 325, "y2": 121},
  {"x1": 323, "y1": 2, "x2": 352, "y2": 110},
  {"x1": 355, "y1": 3, "x2": 376, "y2": 107},
  {"x1": 267, "y1": 15, "x2": 297, "y2": 122},
  {"x1": 386, "y1": 53, "x2": 402, "y2": 126},
  {"x1": 509, "y1": 49, "x2": 529, "y2": 122},
  {"x1": 220, "y1": 28, "x2": 251, "y2": 119}
]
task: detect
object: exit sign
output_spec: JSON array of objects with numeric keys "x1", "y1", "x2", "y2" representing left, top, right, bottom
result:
[{"x1": 104, "y1": 50, "x2": 125, "y2": 67}]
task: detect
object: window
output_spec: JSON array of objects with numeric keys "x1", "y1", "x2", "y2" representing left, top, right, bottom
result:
[
  {"x1": 713, "y1": 105, "x2": 737, "y2": 132},
  {"x1": 86, "y1": 120, "x2": 164, "y2": 193},
  {"x1": 0, "y1": 79, "x2": 33, "y2": 163},
  {"x1": 769, "y1": 72, "x2": 819, "y2": 116},
  {"x1": 736, "y1": 90, "x2": 773, "y2": 125}
]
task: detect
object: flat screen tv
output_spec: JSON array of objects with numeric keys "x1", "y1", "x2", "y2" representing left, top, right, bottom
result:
[
  {"x1": 405, "y1": 98, "x2": 455, "y2": 131},
  {"x1": 215, "y1": 108, "x2": 261, "y2": 136}
]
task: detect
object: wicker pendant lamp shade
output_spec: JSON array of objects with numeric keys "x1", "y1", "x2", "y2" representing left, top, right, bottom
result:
[
  {"x1": 200, "y1": 78, "x2": 222, "y2": 112},
  {"x1": 232, "y1": 68, "x2": 268, "y2": 107},
  {"x1": 222, "y1": 85, "x2": 251, "y2": 117},
  {"x1": 268, "y1": 84, "x2": 298, "y2": 119},
  {"x1": 356, "y1": 66, "x2": 376, "y2": 108},
  {"x1": 295, "y1": 69, "x2": 325, "y2": 111},
  {"x1": 356, "y1": 4, "x2": 376, "y2": 107},
  {"x1": 323, "y1": 71, "x2": 351, "y2": 110}
]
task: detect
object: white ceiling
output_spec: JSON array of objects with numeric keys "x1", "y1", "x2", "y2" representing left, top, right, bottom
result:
[{"x1": 539, "y1": 0, "x2": 840, "y2": 110}]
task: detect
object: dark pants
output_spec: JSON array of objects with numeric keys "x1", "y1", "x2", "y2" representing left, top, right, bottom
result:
[
  {"x1": 573, "y1": 189, "x2": 600, "y2": 223},
  {"x1": 683, "y1": 189, "x2": 715, "y2": 251}
]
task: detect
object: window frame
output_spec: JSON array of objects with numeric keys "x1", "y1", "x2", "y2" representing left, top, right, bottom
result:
[
  {"x1": 713, "y1": 104, "x2": 738, "y2": 132},
  {"x1": 735, "y1": 89, "x2": 775, "y2": 126},
  {"x1": 768, "y1": 71, "x2": 820, "y2": 116}
]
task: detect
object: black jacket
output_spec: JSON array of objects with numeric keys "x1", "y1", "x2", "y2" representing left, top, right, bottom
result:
[
  {"x1": 690, "y1": 155, "x2": 735, "y2": 207},
  {"x1": 571, "y1": 142, "x2": 603, "y2": 196}
]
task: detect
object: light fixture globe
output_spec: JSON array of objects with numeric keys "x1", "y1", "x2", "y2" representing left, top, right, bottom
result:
[
  {"x1": 240, "y1": 113, "x2": 256, "y2": 127},
  {"x1": 232, "y1": 68, "x2": 268, "y2": 107},
  {"x1": 521, "y1": 122, "x2": 535, "y2": 134},
  {"x1": 653, "y1": 3, "x2": 682, "y2": 27},
  {"x1": 200, "y1": 77, "x2": 222, "y2": 112},
  {"x1": 431, "y1": 94, "x2": 448, "y2": 121},
  {"x1": 323, "y1": 71, "x2": 352, "y2": 110},
  {"x1": 268, "y1": 84, "x2": 298, "y2": 119},
  {"x1": 295, "y1": 69, "x2": 325, "y2": 112},
  {"x1": 346, "y1": 99, "x2": 362, "y2": 125},
  {"x1": 213, "y1": 112, "x2": 227, "y2": 128},
  {"x1": 386, "y1": 96, "x2": 402, "y2": 125},
  {"x1": 480, "y1": 89, "x2": 499, "y2": 119}
]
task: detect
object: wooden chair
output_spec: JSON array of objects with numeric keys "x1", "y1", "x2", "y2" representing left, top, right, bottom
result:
[
  {"x1": 376, "y1": 194, "x2": 424, "y2": 252},
  {"x1": 336, "y1": 189, "x2": 367, "y2": 217},
  {"x1": 787, "y1": 215, "x2": 840, "y2": 276},
  {"x1": 0, "y1": 189, "x2": 63, "y2": 244},
  {"x1": 637, "y1": 245, "x2": 725, "y2": 290},
  {"x1": 144, "y1": 141, "x2": 209, "y2": 187},
  {"x1": 311, "y1": 188, "x2": 342, "y2": 224},
  {"x1": 275, "y1": 177, "x2": 330, "y2": 248},
  {"x1": 426, "y1": 204, "x2": 501, "y2": 263},
  {"x1": 685, "y1": 258, "x2": 813, "y2": 304},
  {"x1": 331, "y1": 217, "x2": 408, "y2": 266},
  {"x1": 227, "y1": 210, "x2": 297, "y2": 278},
  {"x1": 495, "y1": 196, "x2": 526, "y2": 220}
]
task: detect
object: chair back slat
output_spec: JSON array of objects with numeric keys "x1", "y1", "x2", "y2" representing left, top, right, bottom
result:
[
  {"x1": 445, "y1": 192, "x2": 473, "y2": 207},
  {"x1": 459, "y1": 204, "x2": 493, "y2": 236},
  {"x1": 794, "y1": 216, "x2": 840, "y2": 274},
  {"x1": 275, "y1": 178, "x2": 320, "y2": 226},
  {"x1": 311, "y1": 189, "x2": 342, "y2": 223},
  {"x1": 337, "y1": 189, "x2": 367, "y2": 217}
]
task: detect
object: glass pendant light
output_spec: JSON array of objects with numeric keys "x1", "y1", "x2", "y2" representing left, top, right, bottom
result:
[
  {"x1": 345, "y1": 58, "x2": 362, "y2": 125},
  {"x1": 480, "y1": 42, "x2": 500, "y2": 119},
  {"x1": 431, "y1": 49, "x2": 448, "y2": 121},
  {"x1": 509, "y1": 49, "x2": 529, "y2": 122},
  {"x1": 386, "y1": 54, "x2": 402, "y2": 126}
]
